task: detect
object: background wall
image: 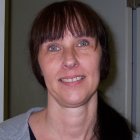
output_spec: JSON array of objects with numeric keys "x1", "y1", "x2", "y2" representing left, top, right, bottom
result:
[{"x1": 6, "y1": 0, "x2": 140, "y2": 133}]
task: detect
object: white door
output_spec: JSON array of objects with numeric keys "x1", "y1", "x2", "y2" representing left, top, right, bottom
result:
[
  {"x1": 0, "y1": 0, "x2": 5, "y2": 122},
  {"x1": 135, "y1": 8, "x2": 140, "y2": 133},
  {"x1": 9, "y1": 0, "x2": 139, "y2": 133}
]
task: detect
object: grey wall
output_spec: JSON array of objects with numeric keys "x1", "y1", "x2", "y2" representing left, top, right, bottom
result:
[{"x1": 9, "y1": 0, "x2": 51, "y2": 116}]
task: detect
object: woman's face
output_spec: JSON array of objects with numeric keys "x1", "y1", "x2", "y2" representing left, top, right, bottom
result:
[{"x1": 38, "y1": 31, "x2": 102, "y2": 108}]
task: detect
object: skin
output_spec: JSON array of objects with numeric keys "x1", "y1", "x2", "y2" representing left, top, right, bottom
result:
[{"x1": 29, "y1": 31, "x2": 102, "y2": 140}]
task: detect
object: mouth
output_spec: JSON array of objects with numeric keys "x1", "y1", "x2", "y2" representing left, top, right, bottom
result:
[{"x1": 59, "y1": 75, "x2": 86, "y2": 83}]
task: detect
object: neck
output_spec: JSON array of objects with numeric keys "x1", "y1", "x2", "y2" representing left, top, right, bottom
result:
[{"x1": 45, "y1": 93, "x2": 98, "y2": 140}]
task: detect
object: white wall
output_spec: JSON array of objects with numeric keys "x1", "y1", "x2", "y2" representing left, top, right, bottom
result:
[{"x1": 0, "y1": 0, "x2": 5, "y2": 122}]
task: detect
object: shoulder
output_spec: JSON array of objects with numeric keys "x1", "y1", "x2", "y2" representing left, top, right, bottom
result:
[
  {"x1": 0, "y1": 107, "x2": 43, "y2": 140},
  {"x1": 0, "y1": 112, "x2": 29, "y2": 140}
]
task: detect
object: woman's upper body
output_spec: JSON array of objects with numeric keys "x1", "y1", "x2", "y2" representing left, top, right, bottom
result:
[
  {"x1": 1, "y1": 1, "x2": 138, "y2": 140},
  {"x1": 27, "y1": 0, "x2": 110, "y2": 139}
]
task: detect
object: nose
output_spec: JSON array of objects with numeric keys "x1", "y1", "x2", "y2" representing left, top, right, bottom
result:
[{"x1": 62, "y1": 48, "x2": 79, "y2": 69}]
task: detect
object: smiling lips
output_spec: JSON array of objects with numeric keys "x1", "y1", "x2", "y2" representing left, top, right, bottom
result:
[{"x1": 59, "y1": 75, "x2": 86, "y2": 83}]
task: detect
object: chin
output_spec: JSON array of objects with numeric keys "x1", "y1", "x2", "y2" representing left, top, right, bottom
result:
[{"x1": 59, "y1": 93, "x2": 95, "y2": 108}]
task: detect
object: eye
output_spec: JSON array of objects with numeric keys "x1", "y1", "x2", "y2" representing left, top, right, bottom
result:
[
  {"x1": 48, "y1": 44, "x2": 61, "y2": 52},
  {"x1": 77, "y1": 39, "x2": 90, "y2": 47}
]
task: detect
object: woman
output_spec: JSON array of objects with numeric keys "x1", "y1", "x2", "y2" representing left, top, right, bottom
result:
[{"x1": 0, "y1": 0, "x2": 138, "y2": 140}]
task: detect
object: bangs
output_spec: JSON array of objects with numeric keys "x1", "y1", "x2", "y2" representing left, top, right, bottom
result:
[{"x1": 31, "y1": 1, "x2": 102, "y2": 46}]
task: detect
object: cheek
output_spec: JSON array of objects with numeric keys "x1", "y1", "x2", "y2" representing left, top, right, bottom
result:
[
  {"x1": 83, "y1": 54, "x2": 101, "y2": 73},
  {"x1": 38, "y1": 57, "x2": 60, "y2": 83},
  {"x1": 39, "y1": 64, "x2": 55, "y2": 89},
  {"x1": 39, "y1": 61, "x2": 54, "y2": 77}
]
